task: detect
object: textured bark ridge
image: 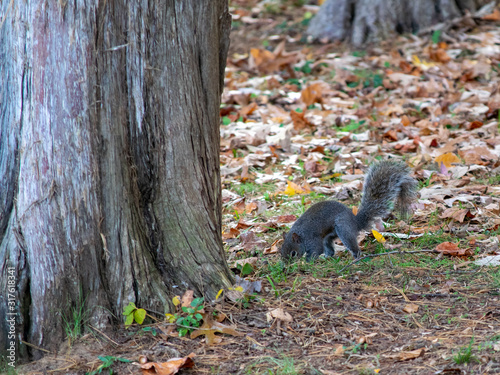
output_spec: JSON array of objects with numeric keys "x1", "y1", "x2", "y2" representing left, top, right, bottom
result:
[
  {"x1": 307, "y1": 0, "x2": 493, "y2": 46},
  {"x1": 0, "y1": 0, "x2": 233, "y2": 360}
]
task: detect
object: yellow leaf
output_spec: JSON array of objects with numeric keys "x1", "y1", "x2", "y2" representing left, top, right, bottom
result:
[
  {"x1": 372, "y1": 230, "x2": 386, "y2": 243},
  {"x1": 435, "y1": 153, "x2": 461, "y2": 168},
  {"x1": 215, "y1": 289, "x2": 224, "y2": 300},
  {"x1": 165, "y1": 313, "x2": 176, "y2": 323},
  {"x1": 283, "y1": 181, "x2": 311, "y2": 196},
  {"x1": 374, "y1": 370, "x2": 381, "y2": 374},
  {"x1": 172, "y1": 296, "x2": 181, "y2": 306},
  {"x1": 412, "y1": 55, "x2": 436, "y2": 69},
  {"x1": 229, "y1": 286, "x2": 244, "y2": 292}
]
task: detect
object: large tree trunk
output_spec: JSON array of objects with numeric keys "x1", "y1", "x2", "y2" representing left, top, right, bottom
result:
[
  {"x1": 307, "y1": 0, "x2": 493, "y2": 46},
  {"x1": 0, "y1": 0, "x2": 233, "y2": 361}
]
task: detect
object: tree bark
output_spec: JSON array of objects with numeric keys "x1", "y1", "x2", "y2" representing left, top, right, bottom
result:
[
  {"x1": 307, "y1": 0, "x2": 494, "y2": 46},
  {"x1": 0, "y1": 0, "x2": 233, "y2": 361}
]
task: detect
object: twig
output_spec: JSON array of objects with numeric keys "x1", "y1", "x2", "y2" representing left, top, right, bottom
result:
[
  {"x1": 21, "y1": 340, "x2": 51, "y2": 353},
  {"x1": 339, "y1": 249, "x2": 438, "y2": 273},
  {"x1": 88, "y1": 324, "x2": 120, "y2": 346}
]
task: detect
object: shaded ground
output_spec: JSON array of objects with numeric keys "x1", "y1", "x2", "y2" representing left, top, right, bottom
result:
[{"x1": 16, "y1": 1, "x2": 500, "y2": 374}]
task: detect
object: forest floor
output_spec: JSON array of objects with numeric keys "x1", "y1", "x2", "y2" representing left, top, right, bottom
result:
[{"x1": 16, "y1": 1, "x2": 500, "y2": 374}]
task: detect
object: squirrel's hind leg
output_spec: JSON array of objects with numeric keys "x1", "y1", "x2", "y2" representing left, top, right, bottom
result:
[{"x1": 323, "y1": 232, "x2": 337, "y2": 257}]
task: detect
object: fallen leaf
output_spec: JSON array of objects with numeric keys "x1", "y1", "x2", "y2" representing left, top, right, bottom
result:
[
  {"x1": 301, "y1": 82, "x2": 325, "y2": 107},
  {"x1": 266, "y1": 308, "x2": 293, "y2": 323},
  {"x1": 482, "y1": 8, "x2": 500, "y2": 21},
  {"x1": 140, "y1": 353, "x2": 195, "y2": 375},
  {"x1": 403, "y1": 303, "x2": 419, "y2": 313},
  {"x1": 399, "y1": 348, "x2": 425, "y2": 361},
  {"x1": 282, "y1": 181, "x2": 312, "y2": 196},
  {"x1": 435, "y1": 242, "x2": 473, "y2": 257},
  {"x1": 190, "y1": 313, "x2": 244, "y2": 345},
  {"x1": 435, "y1": 153, "x2": 461, "y2": 168},
  {"x1": 372, "y1": 230, "x2": 386, "y2": 243},
  {"x1": 181, "y1": 290, "x2": 194, "y2": 308},
  {"x1": 290, "y1": 110, "x2": 314, "y2": 131}
]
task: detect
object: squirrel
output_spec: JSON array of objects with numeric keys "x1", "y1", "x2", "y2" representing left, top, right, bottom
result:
[{"x1": 280, "y1": 161, "x2": 417, "y2": 260}]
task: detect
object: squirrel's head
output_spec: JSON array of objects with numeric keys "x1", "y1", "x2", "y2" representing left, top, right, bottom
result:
[{"x1": 280, "y1": 231, "x2": 303, "y2": 260}]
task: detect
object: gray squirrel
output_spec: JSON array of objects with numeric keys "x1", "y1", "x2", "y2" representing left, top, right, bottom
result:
[{"x1": 280, "y1": 161, "x2": 417, "y2": 260}]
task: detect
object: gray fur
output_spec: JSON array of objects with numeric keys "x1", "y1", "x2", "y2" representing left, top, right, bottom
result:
[{"x1": 281, "y1": 161, "x2": 417, "y2": 260}]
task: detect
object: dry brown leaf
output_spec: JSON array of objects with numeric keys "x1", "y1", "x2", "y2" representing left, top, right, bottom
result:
[
  {"x1": 333, "y1": 344, "x2": 345, "y2": 357},
  {"x1": 440, "y1": 207, "x2": 474, "y2": 223},
  {"x1": 435, "y1": 242, "x2": 473, "y2": 257},
  {"x1": 222, "y1": 227, "x2": 240, "y2": 240},
  {"x1": 403, "y1": 303, "x2": 419, "y2": 313},
  {"x1": 482, "y1": 8, "x2": 500, "y2": 21},
  {"x1": 290, "y1": 110, "x2": 314, "y2": 131},
  {"x1": 399, "y1": 348, "x2": 425, "y2": 361},
  {"x1": 301, "y1": 82, "x2": 324, "y2": 107},
  {"x1": 181, "y1": 290, "x2": 194, "y2": 308},
  {"x1": 190, "y1": 313, "x2": 244, "y2": 345},
  {"x1": 459, "y1": 146, "x2": 497, "y2": 165},
  {"x1": 429, "y1": 48, "x2": 451, "y2": 63},
  {"x1": 276, "y1": 215, "x2": 297, "y2": 223},
  {"x1": 266, "y1": 308, "x2": 293, "y2": 323},
  {"x1": 263, "y1": 238, "x2": 282, "y2": 255},
  {"x1": 140, "y1": 353, "x2": 195, "y2": 375}
]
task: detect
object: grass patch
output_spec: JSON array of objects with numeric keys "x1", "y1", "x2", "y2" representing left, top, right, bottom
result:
[{"x1": 452, "y1": 338, "x2": 477, "y2": 365}]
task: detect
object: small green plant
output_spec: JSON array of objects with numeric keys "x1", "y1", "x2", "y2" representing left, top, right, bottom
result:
[
  {"x1": 123, "y1": 302, "x2": 147, "y2": 327},
  {"x1": 87, "y1": 356, "x2": 133, "y2": 375},
  {"x1": 452, "y1": 338, "x2": 476, "y2": 365},
  {"x1": 237, "y1": 262, "x2": 255, "y2": 277},
  {"x1": 432, "y1": 29, "x2": 442, "y2": 44},
  {"x1": 244, "y1": 355, "x2": 301, "y2": 375},
  {"x1": 166, "y1": 297, "x2": 205, "y2": 337},
  {"x1": 267, "y1": 275, "x2": 281, "y2": 297},
  {"x1": 237, "y1": 293, "x2": 259, "y2": 309},
  {"x1": 62, "y1": 291, "x2": 88, "y2": 340}
]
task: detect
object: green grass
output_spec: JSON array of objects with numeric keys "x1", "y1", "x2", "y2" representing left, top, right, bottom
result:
[
  {"x1": 62, "y1": 291, "x2": 88, "y2": 341},
  {"x1": 452, "y1": 338, "x2": 477, "y2": 365},
  {"x1": 0, "y1": 356, "x2": 17, "y2": 375},
  {"x1": 243, "y1": 354, "x2": 319, "y2": 375}
]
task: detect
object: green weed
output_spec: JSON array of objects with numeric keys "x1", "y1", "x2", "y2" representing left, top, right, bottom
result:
[
  {"x1": 452, "y1": 338, "x2": 477, "y2": 365},
  {"x1": 62, "y1": 291, "x2": 88, "y2": 340},
  {"x1": 86, "y1": 356, "x2": 133, "y2": 375}
]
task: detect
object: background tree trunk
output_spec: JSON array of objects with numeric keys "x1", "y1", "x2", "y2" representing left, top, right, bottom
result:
[
  {"x1": 307, "y1": 0, "x2": 494, "y2": 46},
  {"x1": 0, "y1": 0, "x2": 233, "y2": 361}
]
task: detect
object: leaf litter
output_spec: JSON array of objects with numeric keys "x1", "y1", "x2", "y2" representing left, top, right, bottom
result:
[{"x1": 20, "y1": 1, "x2": 500, "y2": 374}]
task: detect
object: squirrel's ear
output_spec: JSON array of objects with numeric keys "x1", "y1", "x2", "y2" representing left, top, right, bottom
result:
[
  {"x1": 292, "y1": 232, "x2": 301, "y2": 244},
  {"x1": 282, "y1": 232, "x2": 287, "y2": 240}
]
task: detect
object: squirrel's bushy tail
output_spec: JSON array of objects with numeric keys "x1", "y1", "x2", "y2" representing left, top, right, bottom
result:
[{"x1": 356, "y1": 161, "x2": 417, "y2": 231}]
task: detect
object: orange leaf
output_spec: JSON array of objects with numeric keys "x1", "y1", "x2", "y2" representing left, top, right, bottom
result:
[
  {"x1": 435, "y1": 153, "x2": 461, "y2": 168},
  {"x1": 300, "y1": 82, "x2": 324, "y2": 107},
  {"x1": 482, "y1": 8, "x2": 500, "y2": 21},
  {"x1": 290, "y1": 110, "x2": 314, "y2": 131}
]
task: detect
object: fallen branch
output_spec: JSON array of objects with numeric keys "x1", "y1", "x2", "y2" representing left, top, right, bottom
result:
[{"x1": 339, "y1": 249, "x2": 438, "y2": 273}]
